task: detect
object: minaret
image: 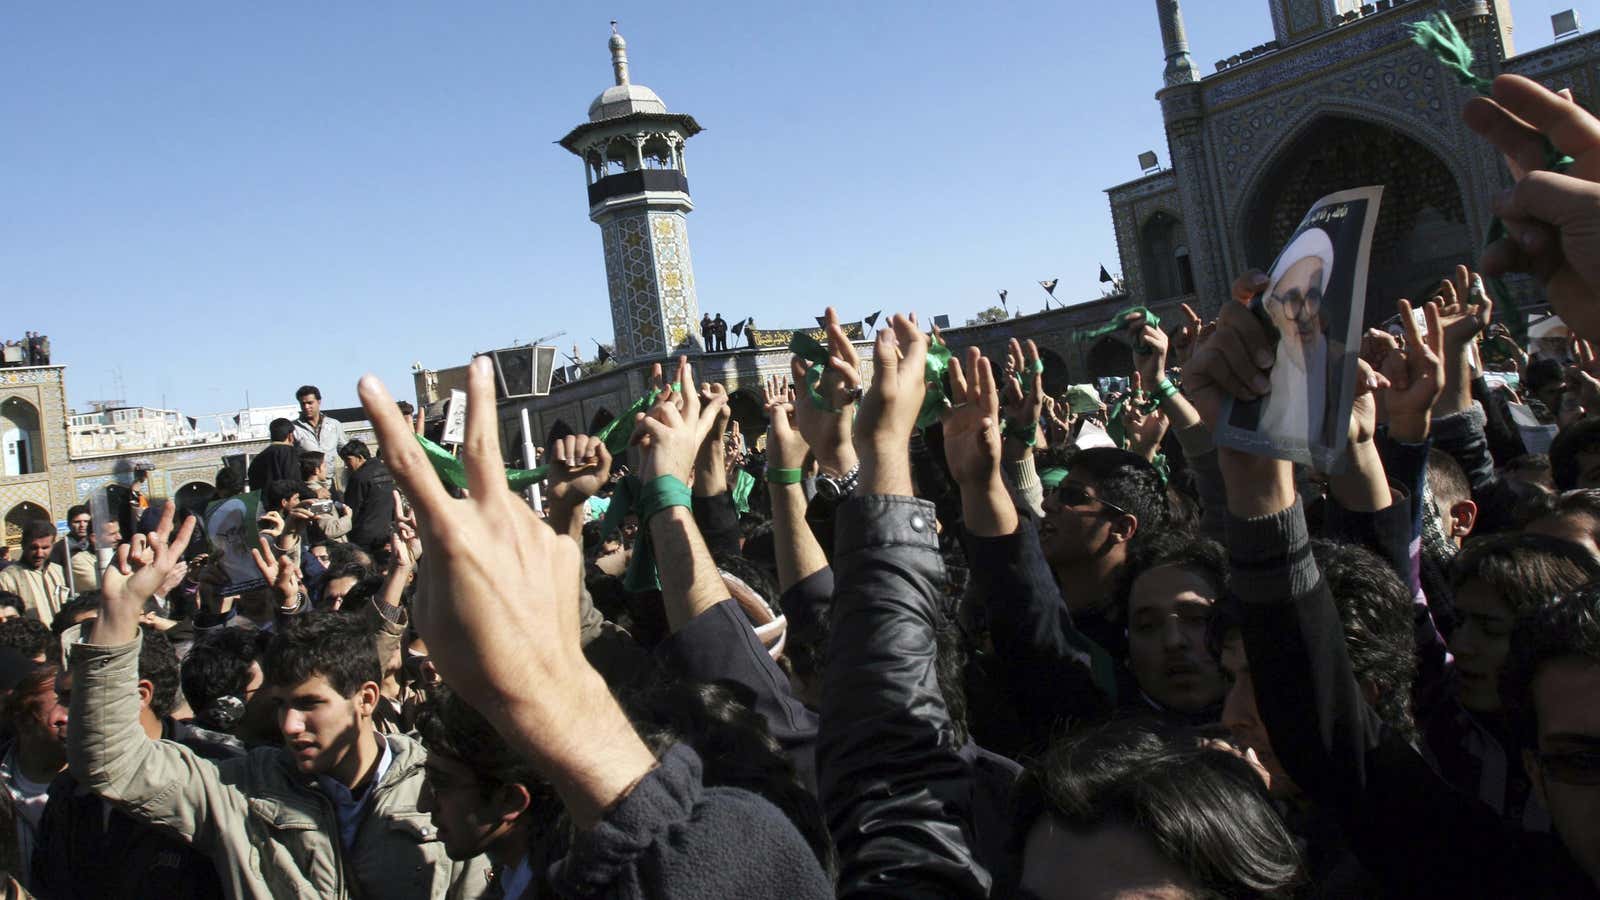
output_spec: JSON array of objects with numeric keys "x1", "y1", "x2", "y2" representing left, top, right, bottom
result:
[
  {"x1": 1156, "y1": 0, "x2": 1199, "y2": 86},
  {"x1": 559, "y1": 24, "x2": 705, "y2": 360}
]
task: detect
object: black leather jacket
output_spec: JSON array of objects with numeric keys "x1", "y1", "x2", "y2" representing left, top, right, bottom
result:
[{"x1": 818, "y1": 495, "x2": 995, "y2": 898}]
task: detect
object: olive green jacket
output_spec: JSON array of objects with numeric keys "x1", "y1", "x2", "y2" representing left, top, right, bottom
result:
[{"x1": 66, "y1": 636, "x2": 490, "y2": 900}]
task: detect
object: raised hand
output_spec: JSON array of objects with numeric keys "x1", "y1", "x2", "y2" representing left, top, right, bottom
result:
[
  {"x1": 790, "y1": 307, "x2": 863, "y2": 478},
  {"x1": 358, "y1": 356, "x2": 655, "y2": 829},
  {"x1": 1463, "y1": 74, "x2": 1600, "y2": 342},
  {"x1": 854, "y1": 314, "x2": 928, "y2": 497},
  {"x1": 942, "y1": 347, "x2": 1002, "y2": 488},
  {"x1": 1001, "y1": 338, "x2": 1045, "y2": 433},
  {"x1": 93, "y1": 502, "x2": 196, "y2": 645},
  {"x1": 1348, "y1": 358, "x2": 1392, "y2": 447},
  {"x1": 1382, "y1": 299, "x2": 1446, "y2": 442},
  {"x1": 392, "y1": 490, "x2": 423, "y2": 562},
  {"x1": 1172, "y1": 302, "x2": 1203, "y2": 366},
  {"x1": 546, "y1": 434, "x2": 613, "y2": 508},
  {"x1": 765, "y1": 381, "x2": 810, "y2": 472},
  {"x1": 634, "y1": 356, "x2": 729, "y2": 485},
  {"x1": 1181, "y1": 271, "x2": 1277, "y2": 430},
  {"x1": 250, "y1": 536, "x2": 301, "y2": 608},
  {"x1": 1121, "y1": 373, "x2": 1170, "y2": 461},
  {"x1": 1133, "y1": 317, "x2": 1170, "y2": 390}
]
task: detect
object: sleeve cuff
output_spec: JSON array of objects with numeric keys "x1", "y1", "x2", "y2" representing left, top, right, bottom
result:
[
  {"x1": 1225, "y1": 499, "x2": 1319, "y2": 605},
  {"x1": 833, "y1": 495, "x2": 940, "y2": 559}
]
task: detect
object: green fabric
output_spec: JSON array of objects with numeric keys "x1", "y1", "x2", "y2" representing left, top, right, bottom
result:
[
  {"x1": 1039, "y1": 467, "x2": 1069, "y2": 491},
  {"x1": 788, "y1": 332, "x2": 839, "y2": 412},
  {"x1": 1065, "y1": 384, "x2": 1103, "y2": 414},
  {"x1": 416, "y1": 435, "x2": 546, "y2": 492},
  {"x1": 594, "y1": 382, "x2": 681, "y2": 458},
  {"x1": 731, "y1": 469, "x2": 756, "y2": 514},
  {"x1": 766, "y1": 467, "x2": 805, "y2": 485},
  {"x1": 619, "y1": 475, "x2": 694, "y2": 592},
  {"x1": 1155, "y1": 378, "x2": 1180, "y2": 401},
  {"x1": 917, "y1": 338, "x2": 954, "y2": 429},
  {"x1": 1075, "y1": 306, "x2": 1161, "y2": 343},
  {"x1": 600, "y1": 474, "x2": 640, "y2": 539},
  {"x1": 1002, "y1": 419, "x2": 1038, "y2": 447}
]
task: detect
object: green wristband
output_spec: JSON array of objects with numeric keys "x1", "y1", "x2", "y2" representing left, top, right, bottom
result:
[
  {"x1": 767, "y1": 467, "x2": 805, "y2": 485},
  {"x1": 1003, "y1": 419, "x2": 1039, "y2": 447},
  {"x1": 636, "y1": 475, "x2": 693, "y2": 524},
  {"x1": 1156, "y1": 378, "x2": 1180, "y2": 401}
]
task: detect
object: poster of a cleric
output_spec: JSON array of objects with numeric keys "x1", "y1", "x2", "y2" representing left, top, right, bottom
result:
[{"x1": 1218, "y1": 185, "x2": 1384, "y2": 471}]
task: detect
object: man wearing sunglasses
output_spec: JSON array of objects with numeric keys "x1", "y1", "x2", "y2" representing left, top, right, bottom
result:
[
  {"x1": 1037, "y1": 448, "x2": 1167, "y2": 667},
  {"x1": 1502, "y1": 585, "x2": 1600, "y2": 889}
]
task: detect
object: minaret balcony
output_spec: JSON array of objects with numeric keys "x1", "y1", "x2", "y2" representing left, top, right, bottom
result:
[{"x1": 588, "y1": 169, "x2": 690, "y2": 206}]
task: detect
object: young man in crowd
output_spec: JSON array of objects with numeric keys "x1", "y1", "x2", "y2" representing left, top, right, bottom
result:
[
  {"x1": 0, "y1": 663, "x2": 66, "y2": 893},
  {"x1": 247, "y1": 418, "x2": 302, "y2": 492},
  {"x1": 340, "y1": 439, "x2": 396, "y2": 555},
  {"x1": 67, "y1": 504, "x2": 489, "y2": 900},
  {"x1": 0, "y1": 521, "x2": 68, "y2": 627},
  {"x1": 293, "y1": 385, "x2": 347, "y2": 466},
  {"x1": 36, "y1": 627, "x2": 242, "y2": 899},
  {"x1": 50, "y1": 505, "x2": 100, "y2": 594}
]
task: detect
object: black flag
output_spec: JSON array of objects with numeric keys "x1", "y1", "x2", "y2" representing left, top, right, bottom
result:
[
  {"x1": 731, "y1": 319, "x2": 745, "y2": 337},
  {"x1": 816, "y1": 316, "x2": 829, "y2": 329},
  {"x1": 864, "y1": 311, "x2": 881, "y2": 328},
  {"x1": 1040, "y1": 279, "x2": 1059, "y2": 295},
  {"x1": 595, "y1": 344, "x2": 612, "y2": 364},
  {"x1": 997, "y1": 290, "x2": 1008, "y2": 308},
  {"x1": 1099, "y1": 265, "x2": 1113, "y2": 284}
]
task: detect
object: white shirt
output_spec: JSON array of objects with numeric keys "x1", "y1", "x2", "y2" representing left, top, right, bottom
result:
[{"x1": 1258, "y1": 334, "x2": 1328, "y2": 450}]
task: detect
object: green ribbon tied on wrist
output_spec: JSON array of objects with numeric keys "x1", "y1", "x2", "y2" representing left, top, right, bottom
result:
[
  {"x1": 731, "y1": 468, "x2": 756, "y2": 515},
  {"x1": 1411, "y1": 11, "x2": 1570, "y2": 337},
  {"x1": 789, "y1": 333, "x2": 842, "y2": 412},
  {"x1": 601, "y1": 474, "x2": 692, "y2": 592},
  {"x1": 767, "y1": 467, "x2": 805, "y2": 485},
  {"x1": 1002, "y1": 419, "x2": 1039, "y2": 447},
  {"x1": 1075, "y1": 306, "x2": 1161, "y2": 344},
  {"x1": 415, "y1": 435, "x2": 547, "y2": 492}
]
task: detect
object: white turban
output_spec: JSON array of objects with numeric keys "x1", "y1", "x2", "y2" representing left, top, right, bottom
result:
[{"x1": 1269, "y1": 227, "x2": 1335, "y2": 297}]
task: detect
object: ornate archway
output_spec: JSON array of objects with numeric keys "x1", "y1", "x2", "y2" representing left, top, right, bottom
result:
[
  {"x1": 1139, "y1": 210, "x2": 1193, "y2": 302},
  {"x1": 1086, "y1": 336, "x2": 1132, "y2": 380},
  {"x1": 1238, "y1": 114, "x2": 1472, "y2": 328},
  {"x1": 727, "y1": 389, "x2": 768, "y2": 447},
  {"x1": 3, "y1": 502, "x2": 50, "y2": 551},
  {"x1": 0, "y1": 397, "x2": 43, "y2": 476},
  {"x1": 1038, "y1": 348, "x2": 1072, "y2": 397}
]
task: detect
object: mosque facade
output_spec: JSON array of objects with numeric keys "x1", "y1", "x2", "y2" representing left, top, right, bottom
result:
[{"x1": 1109, "y1": 0, "x2": 1600, "y2": 336}]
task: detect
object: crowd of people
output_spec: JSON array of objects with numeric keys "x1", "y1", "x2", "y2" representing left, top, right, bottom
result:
[
  {"x1": 0, "y1": 72, "x2": 1594, "y2": 898},
  {"x1": 0, "y1": 334, "x2": 50, "y2": 368}
]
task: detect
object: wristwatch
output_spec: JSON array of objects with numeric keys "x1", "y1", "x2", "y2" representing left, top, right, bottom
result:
[{"x1": 813, "y1": 464, "x2": 860, "y2": 504}]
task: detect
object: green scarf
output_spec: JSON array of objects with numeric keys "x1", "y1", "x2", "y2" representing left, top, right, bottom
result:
[
  {"x1": 1075, "y1": 306, "x2": 1161, "y2": 343},
  {"x1": 731, "y1": 468, "x2": 756, "y2": 515},
  {"x1": 415, "y1": 435, "x2": 546, "y2": 492}
]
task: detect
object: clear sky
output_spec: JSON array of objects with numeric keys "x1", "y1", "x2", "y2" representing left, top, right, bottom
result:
[{"x1": 2, "y1": 1, "x2": 1590, "y2": 416}]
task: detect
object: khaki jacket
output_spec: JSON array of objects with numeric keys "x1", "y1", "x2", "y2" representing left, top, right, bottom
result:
[
  {"x1": 0, "y1": 564, "x2": 68, "y2": 627},
  {"x1": 66, "y1": 636, "x2": 491, "y2": 900}
]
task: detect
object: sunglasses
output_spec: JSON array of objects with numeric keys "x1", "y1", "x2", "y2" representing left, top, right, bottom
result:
[
  {"x1": 1539, "y1": 750, "x2": 1600, "y2": 786},
  {"x1": 1053, "y1": 482, "x2": 1131, "y2": 518}
]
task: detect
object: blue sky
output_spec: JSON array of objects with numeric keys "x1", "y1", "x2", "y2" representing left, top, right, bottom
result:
[{"x1": 2, "y1": 1, "x2": 1589, "y2": 415}]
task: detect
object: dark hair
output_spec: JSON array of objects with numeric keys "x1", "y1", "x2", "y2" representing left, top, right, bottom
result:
[
  {"x1": 0, "y1": 592, "x2": 20, "y2": 614},
  {"x1": 416, "y1": 684, "x2": 553, "y2": 806},
  {"x1": 66, "y1": 505, "x2": 90, "y2": 522},
  {"x1": 1527, "y1": 357, "x2": 1566, "y2": 395},
  {"x1": 1450, "y1": 533, "x2": 1599, "y2": 620},
  {"x1": 1551, "y1": 417, "x2": 1600, "y2": 491},
  {"x1": 298, "y1": 450, "x2": 326, "y2": 481},
  {"x1": 49, "y1": 594, "x2": 101, "y2": 638},
  {"x1": 626, "y1": 680, "x2": 837, "y2": 879},
  {"x1": 264, "y1": 479, "x2": 302, "y2": 510},
  {"x1": 269, "y1": 418, "x2": 296, "y2": 442},
  {"x1": 4, "y1": 663, "x2": 60, "y2": 729},
  {"x1": 215, "y1": 466, "x2": 243, "y2": 495},
  {"x1": 1066, "y1": 447, "x2": 1169, "y2": 535},
  {"x1": 295, "y1": 385, "x2": 321, "y2": 402},
  {"x1": 262, "y1": 612, "x2": 380, "y2": 697},
  {"x1": 0, "y1": 619, "x2": 53, "y2": 662},
  {"x1": 324, "y1": 561, "x2": 374, "y2": 588},
  {"x1": 1311, "y1": 539, "x2": 1419, "y2": 742},
  {"x1": 1426, "y1": 447, "x2": 1472, "y2": 512},
  {"x1": 181, "y1": 628, "x2": 266, "y2": 728},
  {"x1": 1503, "y1": 581, "x2": 1600, "y2": 749},
  {"x1": 1113, "y1": 533, "x2": 1228, "y2": 623},
  {"x1": 138, "y1": 627, "x2": 181, "y2": 719},
  {"x1": 1009, "y1": 722, "x2": 1303, "y2": 897},
  {"x1": 339, "y1": 439, "x2": 371, "y2": 461},
  {"x1": 336, "y1": 574, "x2": 389, "y2": 614},
  {"x1": 20, "y1": 519, "x2": 54, "y2": 544}
]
